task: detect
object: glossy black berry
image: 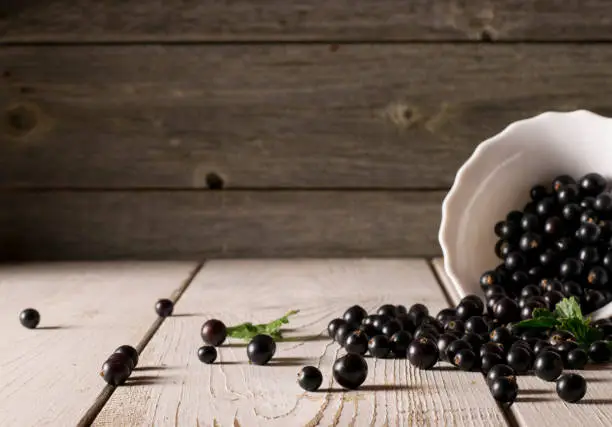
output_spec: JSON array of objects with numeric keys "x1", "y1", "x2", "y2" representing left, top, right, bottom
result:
[
  {"x1": 563, "y1": 281, "x2": 584, "y2": 298},
  {"x1": 376, "y1": 304, "x2": 397, "y2": 319},
  {"x1": 506, "y1": 346, "x2": 533, "y2": 374},
  {"x1": 544, "y1": 216, "x2": 564, "y2": 236},
  {"x1": 480, "y1": 271, "x2": 500, "y2": 288},
  {"x1": 588, "y1": 340, "x2": 611, "y2": 363},
  {"x1": 390, "y1": 330, "x2": 412, "y2": 358},
  {"x1": 553, "y1": 175, "x2": 576, "y2": 192},
  {"x1": 562, "y1": 203, "x2": 582, "y2": 222},
  {"x1": 114, "y1": 345, "x2": 139, "y2": 369},
  {"x1": 536, "y1": 197, "x2": 557, "y2": 217},
  {"x1": 334, "y1": 323, "x2": 354, "y2": 346},
  {"x1": 505, "y1": 252, "x2": 526, "y2": 272},
  {"x1": 197, "y1": 346, "x2": 217, "y2": 364},
  {"x1": 581, "y1": 196, "x2": 596, "y2": 210},
  {"x1": 485, "y1": 285, "x2": 506, "y2": 301},
  {"x1": 533, "y1": 339, "x2": 552, "y2": 355},
  {"x1": 344, "y1": 330, "x2": 369, "y2": 355},
  {"x1": 368, "y1": 335, "x2": 391, "y2": 358},
  {"x1": 436, "y1": 333, "x2": 457, "y2": 361},
  {"x1": 495, "y1": 221, "x2": 505, "y2": 237},
  {"x1": 566, "y1": 348, "x2": 588, "y2": 369},
  {"x1": 543, "y1": 291, "x2": 564, "y2": 311},
  {"x1": 381, "y1": 320, "x2": 402, "y2": 338},
  {"x1": 408, "y1": 337, "x2": 439, "y2": 370},
  {"x1": 247, "y1": 334, "x2": 276, "y2": 365},
  {"x1": 556, "y1": 237, "x2": 575, "y2": 254},
  {"x1": 481, "y1": 352, "x2": 504, "y2": 374},
  {"x1": 360, "y1": 323, "x2": 378, "y2": 338},
  {"x1": 602, "y1": 251, "x2": 612, "y2": 269},
  {"x1": 408, "y1": 304, "x2": 429, "y2": 326},
  {"x1": 481, "y1": 342, "x2": 505, "y2": 359},
  {"x1": 462, "y1": 295, "x2": 485, "y2": 313},
  {"x1": 436, "y1": 308, "x2": 457, "y2": 325},
  {"x1": 580, "y1": 209, "x2": 600, "y2": 224},
  {"x1": 19, "y1": 308, "x2": 40, "y2": 329},
  {"x1": 556, "y1": 373, "x2": 587, "y2": 403},
  {"x1": 520, "y1": 285, "x2": 541, "y2": 299},
  {"x1": 499, "y1": 221, "x2": 521, "y2": 241},
  {"x1": 490, "y1": 377, "x2": 518, "y2": 404},
  {"x1": 557, "y1": 184, "x2": 579, "y2": 205},
  {"x1": 534, "y1": 350, "x2": 563, "y2": 381},
  {"x1": 577, "y1": 222, "x2": 602, "y2": 244},
  {"x1": 333, "y1": 353, "x2": 368, "y2": 389},
  {"x1": 462, "y1": 332, "x2": 485, "y2": 353},
  {"x1": 510, "y1": 271, "x2": 529, "y2": 290},
  {"x1": 446, "y1": 339, "x2": 471, "y2": 361},
  {"x1": 521, "y1": 300, "x2": 546, "y2": 320},
  {"x1": 344, "y1": 305, "x2": 368, "y2": 328},
  {"x1": 298, "y1": 366, "x2": 323, "y2": 392},
  {"x1": 371, "y1": 314, "x2": 390, "y2": 332},
  {"x1": 486, "y1": 363, "x2": 516, "y2": 387},
  {"x1": 579, "y1": 246, "x2": 600, "y2": 265},
  {"x1": 201, "y1": 319, "x2": 228, "y2": 346},
  {"x1": 587, "y1": 266, "x2": 609, "y2": 289},
  {"x1": 396, "y1": 305, "x2": 408, "y2": 315},
  {"x1": 100, "y1": 354, "x2": 132, "y2": 385},
  {"x1": 396, "y1": 314, "x2": 416, "y2": 334},
  {"x1": 456, "y1": 300, "x2": 482, "y2": 321},
  {"x1": 521, "y1": 213, "x2": 540, "y2": 232},
  {"x1": 595, "y1": 193, "x2": 612, "y2": 212},
  {"x1": 493, "y1": 297, "x2": 520, "y2": 324},
  {"x1": 544, "y1": 279, "x2": 564, "y2": 294},
  {"x1": 559, "y1": 258, "x2": 583, "y2": 279},
  {"x1": 444, "y1": 319, "x2": 465, "y2": 336},
  {"x1": 328, "y1": 318, "x2": 347, "y2": 340},
  {"x1": 584, "y1": 289, "x2": 608, "y2": 312},
  {"x1": 530, "y1": 184, "x2": 548, "y2": 201},
  {"x1": 465, "y1": 316, "x2": 488, "y2": 336},
  {"x1": 489, "y1": 326, "x2": 512, "y2": 346},
  {"x1": 579, "y1": 173, "x2": 606, "y2": 197},
  {"x1": 549, "y1": 330, "x2": 575, "y2": 346},
  {"x1": 454, "y1": 348, "x2": 478, "y2": 371},
  {"x1": 155, "y1": 299, "x2": 174, "y2": 317}
]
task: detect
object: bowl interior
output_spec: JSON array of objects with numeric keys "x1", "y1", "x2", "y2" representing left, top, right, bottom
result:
[{"x1": 441, "y1": 111, "x2": 612, "y2": 306}]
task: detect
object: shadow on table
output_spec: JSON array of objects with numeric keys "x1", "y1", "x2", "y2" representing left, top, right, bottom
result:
[
  {"x1": 515, "y1": 396, "x2": 555, "y2": 403},
  {"x1": 134, "y1": 365, "x2": 180, "y2": 371},
  {"x1": 321, "y1": 384, "x2": 411, "y2": 393},
  {"x1": 124, "y1": 375, "x2": 181, "y2": 387},
  {"x1": 37, "y1": 325, "x2": 75, "y2": 330},
  {"x1": 520, "y1": 389, "x2": 552, "y2": 395},
  {"x1": 172, "y1": 313, "x2": 203, "y2": 317},
  {"x1": 580, "y1": 398, "x2": 612, "y2": 405},
  {"x1": 269, "y1": 357, "x2": 312, "y2": 367},
  {"x1": 280, "y1": 334, "x2": 328, "y2": 343}
]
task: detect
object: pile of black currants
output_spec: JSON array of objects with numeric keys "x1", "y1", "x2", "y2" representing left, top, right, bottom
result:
[{"x1": 486, "y1": 172, "x2": 612, "y2": 315}]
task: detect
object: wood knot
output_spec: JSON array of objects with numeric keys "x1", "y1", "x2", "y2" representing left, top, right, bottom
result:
[{"x1": 3, "y1": 105, "x2": 38, "y2": 138}]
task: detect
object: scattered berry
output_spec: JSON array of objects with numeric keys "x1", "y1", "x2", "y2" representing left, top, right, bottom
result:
[
  {"x1": 344, "y1": 330, "x2": 368, "y2": 355},
  {"x1": 534, "y1": 351, "x2": 563, "y2": 381},
  {"x1": 556, "y1": 373, "x2": 587, "y2": 403},
  {"x1": 490, "y1": 377, "x2": 518, "y2": 404},
  {"x1": 197, "y1": 346, "x2": 217, "y2": 364},
  {"x1": 201, "y1": 319, "x2": 227, "y2": 346},
  {"x1": 247, "y1": 334, "x2": 276, "y2": 365},
  {"x1": 155, "y1": 299, "x2": 174, "y2": 317},
  {"x1": 114, "y1": 345, "x2": 138, "y2": 369},
  {"x1": 19, "y1": 308, "x2": 40, "y2": 329},
  {"x1": 408, "y1": 337, "x2": 439, "y2": 370},
  {"x1": 368, "y1": 335, "x2": 391, "y2": 359},
  {"x1": 333, "y1": 354, "x2": 368, "y2": 390},
  {"x1": 298, "y1": 366, "x2": 323, "y2": 392}
]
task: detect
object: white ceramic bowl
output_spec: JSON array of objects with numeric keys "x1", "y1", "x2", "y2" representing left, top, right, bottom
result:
[{"x1": 439, "y1": 110, "x2": 612, "y2": 320}]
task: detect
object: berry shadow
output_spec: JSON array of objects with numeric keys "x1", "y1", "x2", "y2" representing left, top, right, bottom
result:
[
  {"x1": 320, "y1": 384, "x2": 411, "y2": 393},
  {"x1": 134, "y1": 365, "x2": 179, "y2": 371},
  {"x1": 580, "y1": 398, "x2": 612, "y2": 405},
  {"x1": 430, "y1": 365, "x2": 456, "y2": 371},
  {"x1": 171, "y1": 313, "x2": 202, "y2": 317},
  {"x1": 280, "y1": 334, "x2": 328, "y2": 343},
  {"x1": 269, "y1": 357, "x2": 311, "y2": 367},
  {"x1": 515, "y1": 396, "x2": 555, "y2": 403},
  {"x1": 582, "y1": 364, "x2": 612, "y2": 371},
  {"x1": 520, "y1": 389, "x2": 552, "y2": 395},
  {"x1": 37, "y1": 325, "x2": 74, "y2": 330},
  {"x1": 216, "y1": 361, "x2": 243, "y2": 365},
  {"x1": 223, "y1": 343, "x2": 247, "y2": 348}
]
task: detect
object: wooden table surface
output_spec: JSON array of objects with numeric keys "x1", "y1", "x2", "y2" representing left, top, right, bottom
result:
[{"x1": 1, "y1": 259, "x2": 611, "y2": 426}]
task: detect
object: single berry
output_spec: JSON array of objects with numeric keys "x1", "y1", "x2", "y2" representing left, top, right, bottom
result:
[
  {"x1": 332, "y1": 354, "x2": 368, "y2": 389},
  {"x1": 462, "y1": 332, "x2": 485, "y2": 353},
  {"x1": 563, "y1": 281, "x2": 584, "y2": 298},
  {"x1": 19, "y1": 308, "x2": 40, "y2": 329},
  {"x1": 396, "y1": 305, "x2": 408, "y2": 315},
  {"x1": 100, "y1": 354, "x2": 132, "y2": 385},
  {"x1": 507, "y1": 210, "x2": 523, "y2": 223},
  {"x1": 436, "y1": 333, "x2": 457, "y2": 361},
  {"x1": 462, "y1": 295, "x2": 485, "y2": 313},
  {"x1": 490, "y1": 377, "x2": 518, "y2": 404},
  {"x1": 521, "y1": 213, "x2": 540, "y2": 232},
  {"x1": 114, "y1": 345, "x2": 139, "y2": 369},
  {"x1": 579, "y1": 246, "x2": 600, "y2": 265},
  {"x1": 456, "y1": 300, "x2": 482, "y2": 321},
  {"x1": 481, "y1": 342, "x2": 505, "y2": 359},
  {"x1": 381, "y1": 320, "x2": 402, "y2": 338},
  {"x1": 576, "y1": 223, "x2": 602, "y2": 244},
  {"x1": 328, "y1": 318, "x2": 347, "y2": 340},
  {"x1": 343, "y1": 305, "x2": 368, "y2": 328},
  {"x1": 584, "y1": 289, "x2": 607, "y2": 312},
  {"x1": 201, "y1": 319, "x2": 228, "y2": 346},
  {"x1": 581, "y1": 197, "x2": 597, "y2": 210},
  {"x1": 345, "y1": 330, "x2": 369, "y2": 355},
  {"x1": 396, "y1": 314, "x2": 416, "y2": 333},
  {"x1": 511, "y1": 271, "x2": 530, "y2": 289},
  {"x1": 543, "y1": 291, "x2": 564, "y2": 311},
  {"x1": 588, "y1": 340, "x2": 611, "y2": 363},
  {"x1": 506, "y1": 346, "x2": 533, "y2": 374},
  {"x1": 298, "y1": 366, "x2": 323, "y2": 392},
  {"x1": 436, "y1": 308, "x2": 457, "y2": 325},
  {"x1": 155, "y1": 299, "x2": 174, "y2": 317},
  {"x1": 334, "y1": 323, "x2": 355, "y2": 346},
  {"x1": 376, "y1": 304, "x2": 397, "y2": 319},
  {"x1": 368, "y1": 335, "x2": 390, "y2": 359},
  {"x1": 556, "y1": 373, "x2": 587, "y2": 403},
  {"x1": 562, "y1": 203, "x2": 582, "y2": 222},
  {"x1": 197, "y1": 346, "x2": 217, "y2": 364},
  {"x1": 595, "y1": 193, "x2": 612, "y2": 212},
  {"x1": 371, "y1": 314, "x2": 390, "y2": 332},
  {"x1": 544, "y1": 216, "x2": 564, "y2": 236},
  {"x1": 536, "y1": 197, "x2": 557, "y2": 217},
  {"x1": 534, "y1": 350, "x2": 563, "y2": 381},
  {"x1": 445, "y1": 319, "x2": 465, "y2": 336},
  {"x1": 493, "y1": 297, "x2": 520, "y2": 324},
  {"x1": 490, "y1": 326, "x2": 513, "y2": 347},
  {"x1": 247, "y1": 334, "x2": 276, "y2": 365},
  {"x1": 587, "y1": 266, "x2": 609, "y2": 289},
  {"x1": 360, "y1": 323, "x2": 378, "y2": 338},
  {"x1": 539, "y1": 249, "x2": 558, "y2": 267},
  {"x1": 533, "y1": 340, "x2": 553, "y2": 355},
  {"x1": 557, "y1": 184, "x2": 578, "y2": 204},
  {"x1": 465, "y1": 316, "x2": 488, "y2": 336},
  {"x1": 520, "y1": 285, "x2": 541, "y2": 299},
  {"x1": 552, "y1": 175, "x2": 576, "y2": 192},
  {"x1": 390, "y1": 330, "x2": 412, "y2": 358},
  {"x1": 505, "y1": 252, "x2": 526, "y2": 271},
  {"x1": 521, "y1": 301, "x2": 545, "y2": 320},
  {"x1": 446, "y1": 339, "x2": 472, "y2": 361},
  {"x1": 486, "y1": 364, "x2": 516, "y2": 387},
  {"x1": 559, "y1": 258, "x2": 583, "y2": 279},
  {"x1": 454, "y1": 348, "x2": 477, "y2": 371},
  {"x1": 579, "y1": 173, "x2": 606, "y2": 197},
  {"x1": 481, "y1": 352, "x2": 504, "y2": 374},
  {"x1": 408, "y1": 337, "x2": 439, "y2": 370},
  {"x1": 566, "y1": 348, "x2": 588, "y2": 369},
  {"x1": 531, "y1": 185, "x2": 548, "y2": 201},
  {"x1": 408, "y1": 304, "x2": 429, "y2": 326}
]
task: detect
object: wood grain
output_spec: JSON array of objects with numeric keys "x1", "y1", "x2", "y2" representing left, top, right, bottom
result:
[
  {"x1": 3, "y1": 45, "x2": 612, "y2": 189},
  {"x1": 0, "y1": 191, "x2": 444, "y2": 260},
  {"x1": 94, "y1": 259, "x2": 508, "y2": 426},
  {"x1": 432, "y1": 258, "x2": 612, "y2": 427},
  {"x1": 0, "y1": 262, "x2": 197, "y2": 426},
  {"x1": 2, "y1": 1, "x2": 612, "y2": 42}
]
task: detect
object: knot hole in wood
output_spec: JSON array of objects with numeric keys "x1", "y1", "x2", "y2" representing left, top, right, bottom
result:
[
  {"x1": 205, "y1": 172, "x2": 225, "y2": 190},
  {"x1": 3, "y1": 105, "x2": 38, "y2": 138}
]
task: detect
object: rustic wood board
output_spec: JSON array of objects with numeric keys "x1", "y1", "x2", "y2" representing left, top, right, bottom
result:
[
  {"x1": 2, "y1": 1, "x2": 612, "y2": 42},
  {"x1": 94, "y1": 259, "x2": 508, "y2": 426},
  {"x1": 3, "y1": 45, "x2": 612, "y2": 189},
  {"x1": 432, "y1": 258, "x2": 612, "y2": 427},
  {"x1": 0, "y1": 191, "x2": 444, "y2": 260},
  {"x1": 0, "y1": 262, "x2": 198, "y2": 426}
]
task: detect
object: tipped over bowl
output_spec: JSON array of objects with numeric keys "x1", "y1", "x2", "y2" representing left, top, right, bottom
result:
[{"x1": 439, "y1": 110, "x2": 612, "y2": 320}]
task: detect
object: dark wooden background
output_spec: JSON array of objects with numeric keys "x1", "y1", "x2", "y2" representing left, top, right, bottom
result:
[{"x1": 2, "y1": 1, "x2": 612, "y2": 260}]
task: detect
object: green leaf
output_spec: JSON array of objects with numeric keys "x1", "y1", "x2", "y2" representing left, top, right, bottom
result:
[
  {"x1": 531, "y1": 307, "x2": 555, "y2": 320},
  {"x1": 513, "y1": 317, "x2": 558, "y2": 329},
  {"x1": 226, "y1": 310, "x2": 300, "y2": 341},
  {"x1": 554, "y1": 297, "x2": 583, "y2": 320}
]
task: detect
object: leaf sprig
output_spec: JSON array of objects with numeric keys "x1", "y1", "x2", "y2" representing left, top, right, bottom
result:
[
  {"x1": 226, "y1": 310, "x2": 299, "y2": 341},
  {"x1": 514, "y1": 297, "x2": 606, "y2": 348}
]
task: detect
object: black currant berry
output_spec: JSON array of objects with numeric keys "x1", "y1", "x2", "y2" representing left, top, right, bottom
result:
[
  {"x1": 360, "y1": 323, "x2": 378, "y2": 338},
  {"x1": 197, "y1": 346, "x2": 217, "y2": 364},
  {"x1": 376, "y1": 304, "x2": 397, "y2": 319},
  {"x1": 454, "y1": 348, "x2": 478, "y2": 371},
  {"x1": 345, "y1": 330, "x2": 369, "y2": 355},
  {"x1": 489, "y1": 326, "x2": 512, "y2": 347},
  {"x1": 396, "y1": 305, "x2": 408, "y2": 315},
  {"x1": 408, "y1": 337, "x2": 439, "y2": 370},
  {"x1": 368, "y1": 335, "x2": 391, "y2": 359},
  {"x1": 247, "y1": 334, "x2": 276, "y2": 365},
  {"x1": 344, "y1": 305, "x2": 368, "y2": 328},
  {"x1": 579, "y1": 173, "x2": 606, "y2": 197},
  {"x1": 584, "y1": 289, "x2": 608, "y2": 312},
  {"x1": 521, "y1": 213, "x2": 540, "y2": 232},
  {"x1": 580, "y1": 209, "x2": 600, "y2": 224},
  {"x1": 556, "y1": 373, "x2": 587, "y2": 403},
  {"x1": 19, "y1": 308, "x2": 40, "y2": 329},
  {"x1": 456, "y1": 300, "x2": 482, "y2": 321},
  {"x1": 408, "y1": 304, "x2": 429, "y2": 326},
  {"x1": 566, "y1": 348, "x2": 588, "y2": 369},
  {"x1": 381, "y1": 320, "x2": 402, "y2": 338},
  {"x1": 396, "y1": 314, "x2": 416, "y2": 334},
  {"x1": 390, "y1": 331, "x2": 412, "y2": 358},
  {"x1": 114, "y1": 345, "x2": 139, "y2": 369},
  {"x1": 481, "y1": 352, "x2": 504, "y2": 374},
  {"x1": 563, "y1": 281, "x2": 584, "y2": 298},
  {"x1": 533, "y1": 340, "x2": 553, "y2": 355},
  {"x1": 579, "y1": 246, "x2": 600, "y2": 265},
  {"x1": 534, "y1": 350, "x2": 563, "y2": 381},
  {"x1": 587, "y1": 266, "x2": 609, "y2": 289},
  {"x1": 465, "y1": 316, "x2": 488, "y2": 336},
  {"x1": 436, "y1": 333, "x2": 457, "y2": 361},
  {"x1": 506, "y1": 346, "x2": 533, "y2": 374},
  {"x1": 328, "y1": 318, "x2": 347, "y2": 339},
  {"x1": 553, "y1": 175, "x2": 576, "y2": 192},
  {"x1": 577, "y1": 223, "x2": 602, "y2": 244},
  {"x1": 333, "y1": 354, "x2": 368, "y2": 389},
  {"x1": 490, "y1": 377, "x2": 518, "y2": 404},
  {"x1": 155, "y1": 299, "x2": 174, "y2": 317},
  {"x1": 493, "y1": 297, "x2": 520, "y2": 324},
  {"x1": 486, "y1": 363, "x2": 516, "y2": 387},
  {"x1": 588, "y1": 340, "x2": 611, "y2": 363},
  {"x1": 298, "y1": 366, "x2": 323, "y2": 392},
  {"x1": 543, "y1": 291, "x2": 564, "y2": 311},
  {"x1": 446, "y1": 339, "x2": 472, "y2": 361},
  {"x1": 505, "y1": 252, "x2": 526, "y2": 272},
  {"x1": 531, "y1": 185, "x2": 548, "y2": 201},
  {"x1": 559, "y1": 258, "x2": 583, "y2": 279},
  {"x1": 436, "y1": 308, "x2": 457, "y2": 325},
  {"x1": 562, "y1": 203, "x2": 582, "y2": 222},
  {"x1": 536, "y1": 197, "x2": 557, "y2": 217},
  {"x1": 557, "y1": 185, "x2": 578, "y2": 205},
  {"x1": 100, "y1": 354, "x2": 132, "y2": 386},
  {"x1": 371, "y1": 315, "x2": 390, "y2": 332},
  {"x1": 481, "y1": 342, "x2": 505, "y2": 359},
  {"x1": 595, "y1": 193, "x2": 612, "y2": 213},
  {"x1": 335, "y1": 323, "x2": 355, "y2": 346},
  {"x1": 201, "y1": 319, "x2": 228, "y2": 347}
]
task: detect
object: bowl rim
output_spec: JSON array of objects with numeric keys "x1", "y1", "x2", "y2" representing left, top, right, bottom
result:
[{"x1": 438, "y1": 109, "x2": 610, "y2": 301}]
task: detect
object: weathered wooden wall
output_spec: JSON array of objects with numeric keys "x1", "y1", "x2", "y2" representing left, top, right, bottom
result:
[{"x1": 2, "y1": 1, "x2": 612, "y2": 259}]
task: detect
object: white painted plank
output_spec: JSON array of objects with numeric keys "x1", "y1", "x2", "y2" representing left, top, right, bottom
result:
[
  {"x1": 433, "y1": 258, "x2": 612, "y2": 427},
  {"x1": 0, "y1": 262, "x2": 197, "y2": 426},
  {"x1": 96, "y1": 259, "x2": 508, "y2": 427}
]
